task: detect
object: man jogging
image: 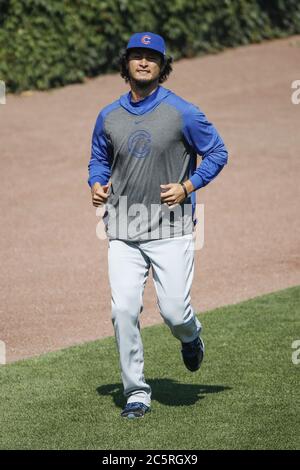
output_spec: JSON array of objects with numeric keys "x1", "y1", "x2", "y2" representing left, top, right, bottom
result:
[{"x1": 88, "y1": 32, "x2": 228, "y2": 419}]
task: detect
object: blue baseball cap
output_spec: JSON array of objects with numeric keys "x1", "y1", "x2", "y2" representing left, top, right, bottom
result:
[{"x1": 126, "y1": 32, "x2": 166, "y2": 56}]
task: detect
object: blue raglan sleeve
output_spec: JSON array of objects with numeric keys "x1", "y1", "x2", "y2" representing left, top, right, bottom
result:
[
  {"x1": 88, "y1": 112, "x2": 112, "y2": 188},
  {"x1": 182, "y1": 105, "x2": 228, "y2": 190}
]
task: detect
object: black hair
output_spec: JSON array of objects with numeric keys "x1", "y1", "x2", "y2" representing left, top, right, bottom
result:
[{"x1": 119, "y1": 50, "x2": 173, "y2": 84}]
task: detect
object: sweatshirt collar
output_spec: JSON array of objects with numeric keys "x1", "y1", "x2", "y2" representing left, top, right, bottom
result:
[
  {"x1": 119, "y1": 86, "x2": 171, "y2": 115},
  {"x1": 129, "y1": 86, "x2": 160, "y2": 107}
]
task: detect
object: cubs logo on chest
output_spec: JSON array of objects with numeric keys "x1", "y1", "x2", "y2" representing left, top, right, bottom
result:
[{"x1": 127, "y1": 129, "x2": 152, "y2": 159}]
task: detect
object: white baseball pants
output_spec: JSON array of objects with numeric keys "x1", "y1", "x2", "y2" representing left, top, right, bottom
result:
[{"x1": 107, "y1": 234, "x2": 202, "y2": 407}]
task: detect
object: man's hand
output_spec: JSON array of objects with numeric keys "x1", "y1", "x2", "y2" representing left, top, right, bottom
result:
[
  {"x1": 91, "y1": 182, "x2": 110, "y2": 207},
  {"x1": 160, "y1": 183, "x2": 187, "y2": 208}
]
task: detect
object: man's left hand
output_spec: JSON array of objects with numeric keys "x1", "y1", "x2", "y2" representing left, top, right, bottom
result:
[{"x1": 160, "y1": 183, "x2": 187, "y2": 208}]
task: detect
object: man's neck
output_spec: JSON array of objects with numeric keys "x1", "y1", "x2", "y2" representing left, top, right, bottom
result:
[{"x1": 130, "y1": 81, "x2": 159, "y2": 102}]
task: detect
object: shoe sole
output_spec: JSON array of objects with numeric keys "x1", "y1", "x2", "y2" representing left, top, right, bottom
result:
[
  {"x1": 125, "y1": 412, "x2": 145, "y2": 419},
  {"x1": 121, "y1": 409, "x2": 150, "y2": 419}
]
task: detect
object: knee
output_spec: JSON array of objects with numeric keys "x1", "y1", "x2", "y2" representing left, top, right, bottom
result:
[
  {"x1": 158, "y1": 297, "x2": 187, "y2": 327},
  {"x1": 111, "y1": 296, "x2": 142, "y2": 325}
]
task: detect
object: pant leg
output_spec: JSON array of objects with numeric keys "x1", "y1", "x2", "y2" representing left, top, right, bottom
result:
[
  {"x1": 142, "y1": 234, "x2": 201, "y2": 343},
  {"x1": 107, "y1": 239, "x2": 152, "y2": 407}
]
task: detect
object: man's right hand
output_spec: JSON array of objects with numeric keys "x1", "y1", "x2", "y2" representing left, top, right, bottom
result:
[{"x1": 91, "y1": 182, "x2": 110, "y2": 207}]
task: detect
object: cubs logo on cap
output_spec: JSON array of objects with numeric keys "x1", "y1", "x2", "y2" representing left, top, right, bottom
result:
[
  {"x1": 126, "y1": 32, "x2": 166, "y2": 56},
  {"x1": 141, "y1": 35, "x2": 151, "y2": 45}
]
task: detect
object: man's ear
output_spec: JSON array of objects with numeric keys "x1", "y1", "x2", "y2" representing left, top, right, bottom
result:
[
  {"x1": 125, "y1": 53, "x2": 130, "y2": 71},
  {"x1": 160, "y1": 54, "x2": 166, "y2": 68},
  {"x1": 160, "y1": 57, "x2": 166, "y2": 73}
]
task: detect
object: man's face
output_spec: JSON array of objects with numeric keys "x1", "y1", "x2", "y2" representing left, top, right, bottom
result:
[{"x1": 127, "y1": 48, "x2": 163, "y2": 85}]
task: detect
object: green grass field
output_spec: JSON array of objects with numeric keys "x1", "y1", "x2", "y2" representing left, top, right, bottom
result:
[{"x1": 0, "y1": 286, "x2": 299, "y2": 450}]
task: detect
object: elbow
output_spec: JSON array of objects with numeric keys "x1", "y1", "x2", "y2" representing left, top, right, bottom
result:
[
  {"x1": 204, "y1": 146, "x2": 228, "y2": 167},
  {"x1": 212, "y1": 144, "x2": 229, "y2": 166},
  {"x1": 222, "y1": 148, "x2": 229, "y2": 166}
]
